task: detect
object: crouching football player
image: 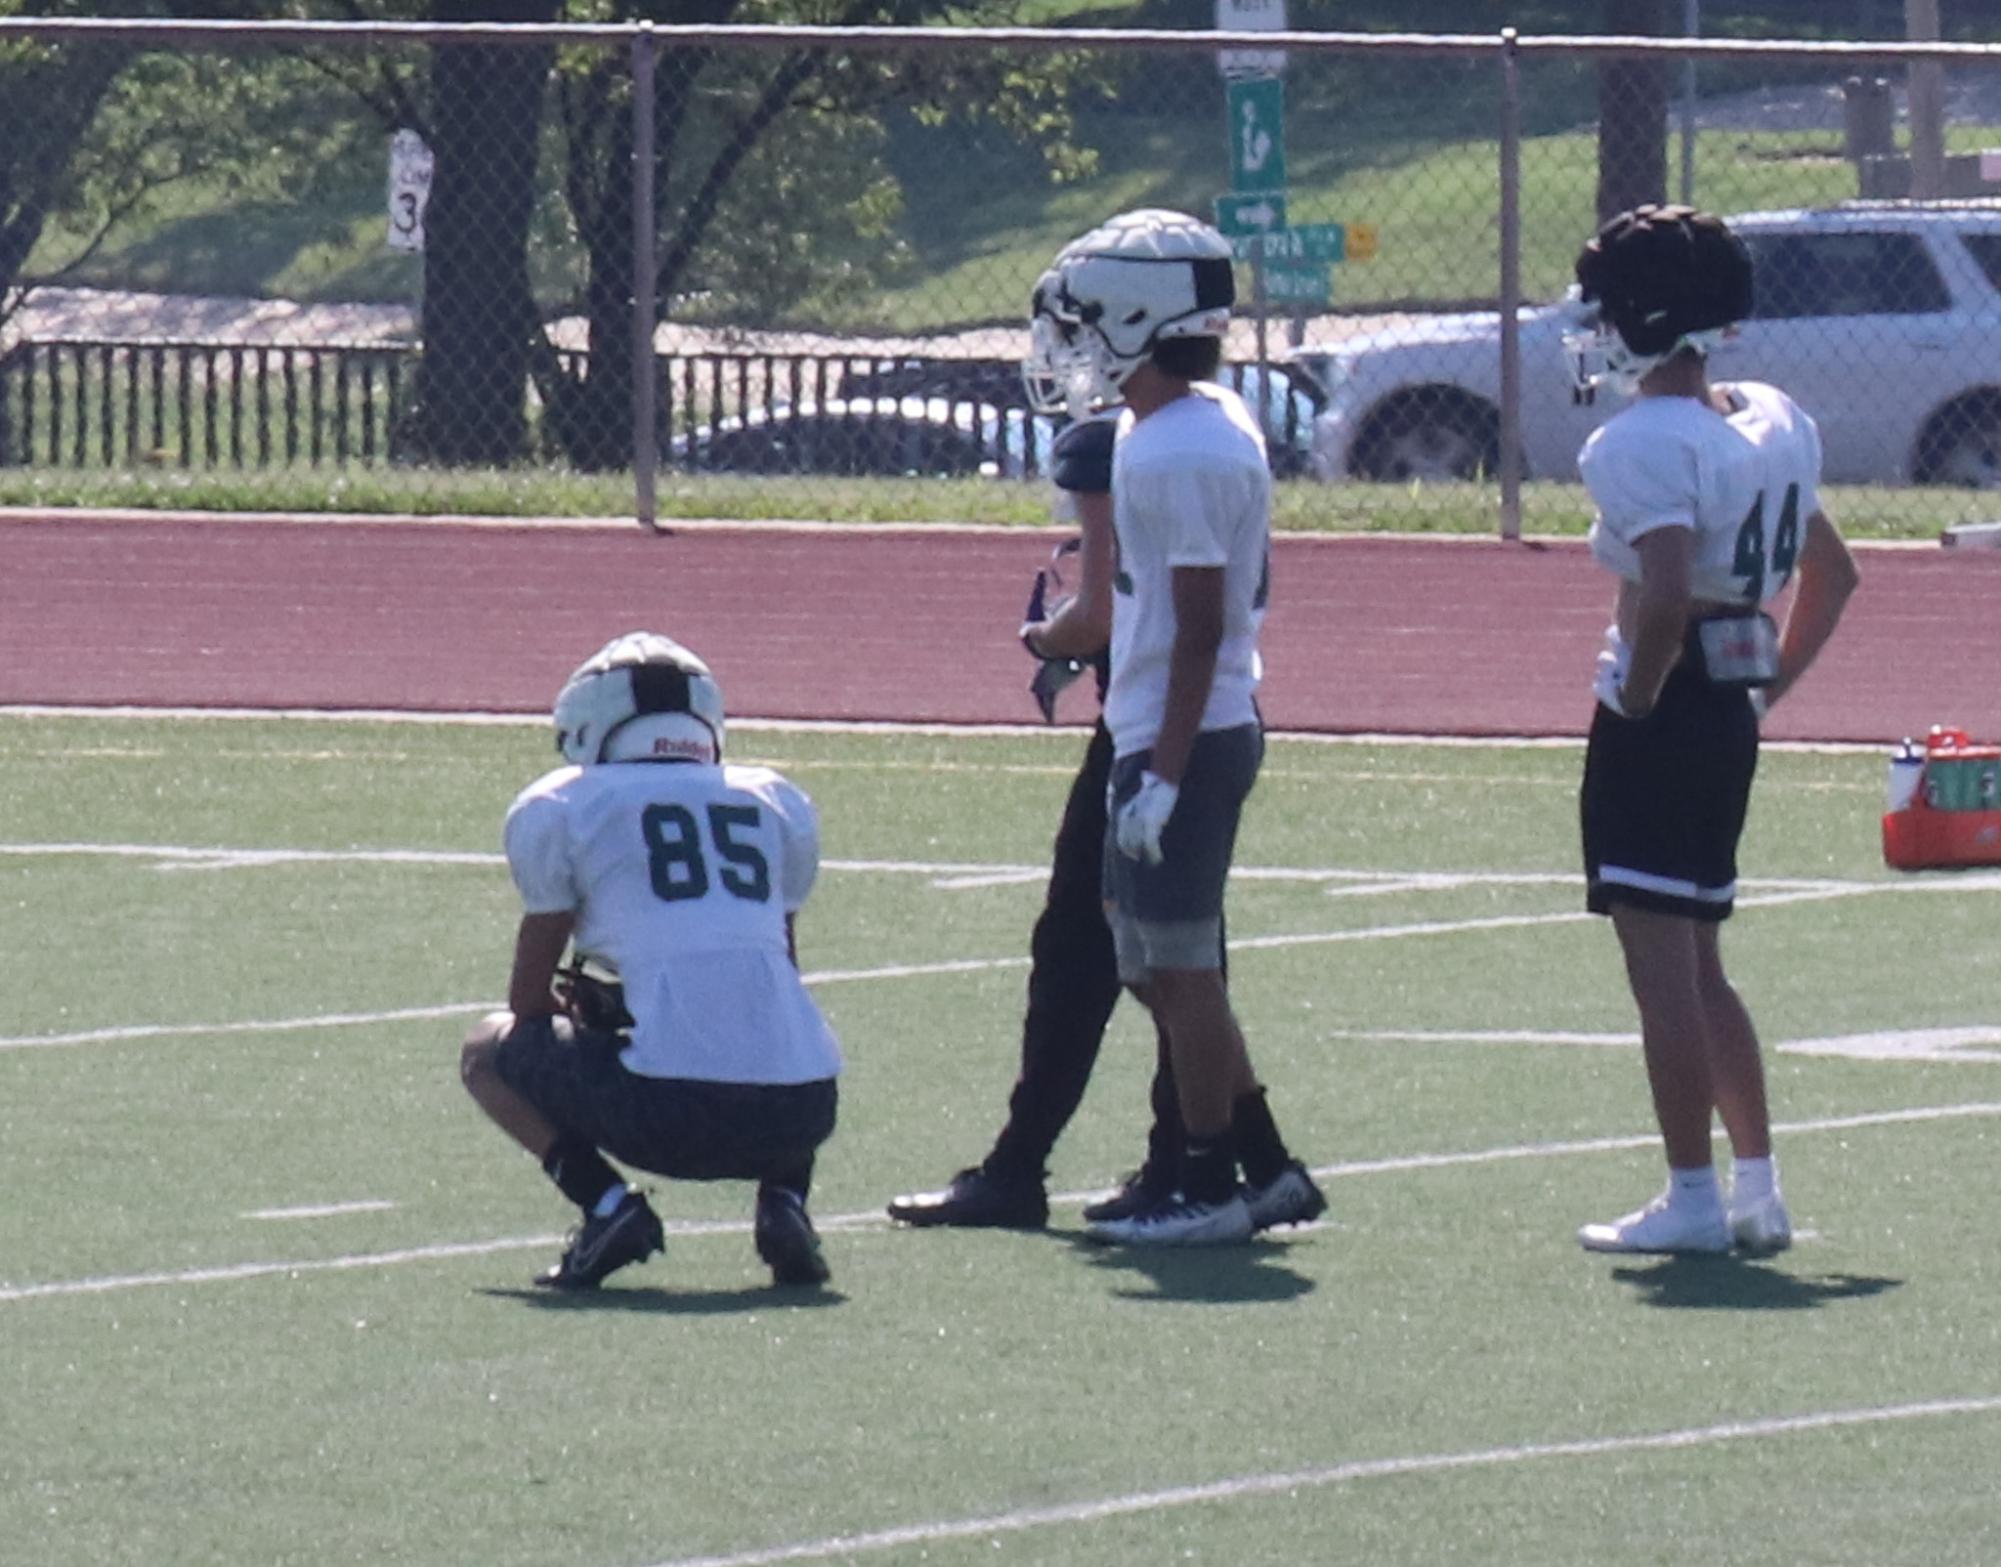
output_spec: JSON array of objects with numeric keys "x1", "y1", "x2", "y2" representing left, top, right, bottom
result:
[{"x1": 460, "y1": 632, "x2": 843, "y2": 1289}]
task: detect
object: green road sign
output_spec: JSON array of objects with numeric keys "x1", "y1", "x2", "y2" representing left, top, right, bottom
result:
[
  {"x1": 1227, "y1": 77, "x2": 1286, "y2": 194},
  {"x1": 1213, "y1": 192, "x2": 1288, "y2": 237},
  {"x1": 1231, "y1": 221, "x2": 1347, "y2": 263},
  {"x1": 1260, "y1": 263, "x2": 1330, "y2": 305}
]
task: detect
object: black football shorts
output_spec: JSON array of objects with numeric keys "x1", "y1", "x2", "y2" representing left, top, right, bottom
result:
[{"x1": 1580, "y1": 653, "x2": 1760, "y2": 922}]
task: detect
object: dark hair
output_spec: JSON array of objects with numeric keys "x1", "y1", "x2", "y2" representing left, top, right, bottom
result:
[
  {"x1": 1149, "y1": 335, "x2": 1224, "y2": 382},
  {"x1": 1575, "y1": 204, "x2": 1753, "y2": 356}
]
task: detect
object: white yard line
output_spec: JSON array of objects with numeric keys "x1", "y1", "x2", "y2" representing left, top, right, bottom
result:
[
  {"x1": 244, "y1": 1200, "x2": 397, "y2": 1221},
  {"x1": 1309, "y1": 1100, "x2": 2001, "y2": 1182},
  {"x1": 6, "y1": 1099, "x2": 1999, "y2": 1305},
  {"x1": 636, "y1": 1395, "x2": 2001, "y2": 1567},
  {"x1": 0, "y1": 1003, "x2": 488, "y2": 1051},
  {"x1": 1324, "y1": 1026, "x2": 2001, "y2": 1067},
  {"x1": 1, "y1": 859, "x2": 1993, "y2": 1052},
  {"x1": 0, "y1": 703, "x2": 1892, "y2": 755},
  {"x1": 4, "y1": 840, "x2": 1976, "y2": 899}
]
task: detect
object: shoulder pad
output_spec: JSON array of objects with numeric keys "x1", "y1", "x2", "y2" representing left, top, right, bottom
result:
[{"x1": 1051, "y1": 415, "x2": 1117, "y2": 494}]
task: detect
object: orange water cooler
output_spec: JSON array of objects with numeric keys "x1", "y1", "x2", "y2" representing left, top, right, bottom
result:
[{"x1": 1881, "y1": 726, "x2": 2001, "y2": 871}]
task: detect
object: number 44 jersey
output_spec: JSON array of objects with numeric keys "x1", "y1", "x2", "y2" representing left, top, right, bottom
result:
[
  {"x1": 505, "y1": 761, "x2": 842, "y2": 1086},
  {"x1": 1579, "y1": 380, "x2": 1823, "y2": 611}
]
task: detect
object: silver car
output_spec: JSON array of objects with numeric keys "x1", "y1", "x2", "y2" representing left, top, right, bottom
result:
[{"x1": 1295, "y1": 200, "x2": 2001, "y2": 488}]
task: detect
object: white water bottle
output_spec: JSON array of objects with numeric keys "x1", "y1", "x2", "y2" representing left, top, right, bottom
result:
[{"x1": 1887, "y1": 738, "x2": 1924, "y2": 812}]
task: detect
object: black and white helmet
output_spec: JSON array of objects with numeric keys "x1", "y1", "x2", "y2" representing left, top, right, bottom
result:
[
  {"x1": 552, "y1": 632, "x2": 725, "y2": 766},
  {"x1": 1566, "y1": 204, "x2": 1754, "y2": 395},
  {"x1": 1023, "y1": 208, "x2": 1236, "y2": 416}
]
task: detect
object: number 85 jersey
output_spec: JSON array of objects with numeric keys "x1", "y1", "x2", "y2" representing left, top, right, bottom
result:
[
  {"x1": 1579, "y1": 380, "x2": 1823, "y2": 609},
  {"x1": 504, "y1": 760, "x2": 842, "y2": 1085}
]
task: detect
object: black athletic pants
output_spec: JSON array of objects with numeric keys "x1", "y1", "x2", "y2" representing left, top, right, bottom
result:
[{"x1": 985, "y1": 720, "x2": 1184, "y2": 1183}]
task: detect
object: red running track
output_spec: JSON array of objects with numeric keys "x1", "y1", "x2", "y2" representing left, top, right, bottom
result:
[{"x1": 2, "y1": 512, "x2": 1995, "y2": 744}]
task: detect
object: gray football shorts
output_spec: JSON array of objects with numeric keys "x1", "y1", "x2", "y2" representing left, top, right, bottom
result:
[
  {"x1": 491, "y1": 1015, "x2": 837, "y2": 1182},
  {"x1": 1102, "y1": 722, "x2": 1263, "y2": 983}
]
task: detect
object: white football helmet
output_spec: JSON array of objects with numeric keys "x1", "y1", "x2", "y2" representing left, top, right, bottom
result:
[
  {"x1": 1023, "y1": 208, "x2": 1236, "y2": 416},
  {"x1": 552, "y1": 632, "x2": 725, "y2": 766}
]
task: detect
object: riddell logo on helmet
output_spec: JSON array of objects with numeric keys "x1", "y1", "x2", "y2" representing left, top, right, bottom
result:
[{"x1": 650, "y1": 735, "x2": 712, "y2": 761}]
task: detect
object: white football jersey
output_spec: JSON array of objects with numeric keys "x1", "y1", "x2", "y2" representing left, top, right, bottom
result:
[
  {"x1": 1580, "y1": 381, "x2": 1823, "y2": 604},
  {"x1": 1579, "y1": 381, "x2": 1823, "y2": 705},
  {"x1": 1104, "y1": 383, "x2": 1270, "y2": 757},
  {"x1": 504, "y1": 760, "x2": 842, "y2": 1086}
]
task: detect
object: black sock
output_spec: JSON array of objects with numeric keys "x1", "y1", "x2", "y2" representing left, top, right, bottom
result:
[
  {"x1": 761, "y1": 1155, "x2": 816, "y2": 1206},
  {"x1": 542, "y1": 1133, "x2": 622, "y2": 1212},
  {"x1": 1181, "y1": 1135, "x2": 1238, "y2": 1205},
  {"x1": 980, "y1": 1144, "x2": 1045, "y2": 1188},
  {"x1": 1232, "y1": 1088, "x2": 1293, "y2": 1188}
]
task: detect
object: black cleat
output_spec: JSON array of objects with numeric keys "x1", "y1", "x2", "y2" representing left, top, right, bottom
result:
[
  {"x1": 755, "y1": 1187, "x2": 832, "y2": 1287},
  {"x1": 1080, "y1": 1166, "x2": 1173, "y2": 1226},
  {"x1": 534, "y1": 1188, "x2": 664, "y2": 1290},
  {"x1": 1244, "y1": 1162, "x2": 1329, "y2": 1233},
  {"x1": 885, "y1": 1165, "x2": 1049, "y2": 1230}
]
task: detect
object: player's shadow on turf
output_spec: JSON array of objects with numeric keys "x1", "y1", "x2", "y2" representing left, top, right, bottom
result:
[
  {"x1": 1609, "y1": 1258, "x2": 1903, "y2": 1311},
  {"x1": 478, "y1": 1284, "x2": 846, "y2": 1315},
  {"x1": 1065, "y1": 1235, "x2": 1316, "y2": 1304}
]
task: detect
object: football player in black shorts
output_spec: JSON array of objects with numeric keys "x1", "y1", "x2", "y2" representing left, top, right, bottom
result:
[{"x1": 1565, "y1": 205, "x2": 1858, "y2": 1255}]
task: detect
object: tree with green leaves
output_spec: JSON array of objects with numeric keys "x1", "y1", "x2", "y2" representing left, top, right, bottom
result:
[
  {"x1": 3, "y1": 3, "x2": 1096, "y2": 471},
  {"x1": 517, "y1": 9, "x2": 1089, "y2": 469}
]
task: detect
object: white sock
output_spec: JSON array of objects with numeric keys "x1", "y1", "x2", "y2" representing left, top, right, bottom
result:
[
  {"x1": 1732, "y1": 1155, "x2": 1778, "y2": 1203},
  {"x1": 591, "y1": 1184, "x2": 629, "y2": 1219},
  {"x1": 1667, "y1": 1165, "x2": 1721, "y2": 1208}
]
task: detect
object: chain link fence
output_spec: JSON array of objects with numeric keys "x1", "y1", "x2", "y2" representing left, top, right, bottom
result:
[{"x1": 4, "y1": 18, "x2": 2001, "y2": 533}]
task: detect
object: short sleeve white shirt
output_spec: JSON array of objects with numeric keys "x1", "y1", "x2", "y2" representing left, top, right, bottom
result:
[
  {"x1": 1103, "y1": 383, "x2": 1271, "y2": 757},
  {"x1": 504, "y1": 760, "x2": 842, "y2": 1085},
  {"x1": 1578, "y1": 381, "x2": 1823, "y2": 703},
  {"x1": 1580, "y1": 381, "x2": 1822, "y2": 602}
]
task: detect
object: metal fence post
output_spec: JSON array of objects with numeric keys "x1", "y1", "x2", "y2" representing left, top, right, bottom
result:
[
  {"x1": 1497, "y1": 27, "x2": 1523, "y2": 542},
  {"x1": 632, "y1": 24, "x2": 661, "y2": 532}
]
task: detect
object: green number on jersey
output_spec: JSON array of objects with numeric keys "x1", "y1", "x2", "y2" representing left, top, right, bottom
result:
[
  {"x1": 641, "y1": 802, "x2": 772, "y2": 904},
  {"x1": 1770, "y1": 483, "x2": 1800, "y2": 587},
  {"x1": 1731, "y1": 482, "x2": 1801, "y2": 604},
  {"x1": 708, "y1": 803, "x2": 772, "y2": 901},
  {"x1": 641, "y1": 804, "x2": 709, "y2": 902}
]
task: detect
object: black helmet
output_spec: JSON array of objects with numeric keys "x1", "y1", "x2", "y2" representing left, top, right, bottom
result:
[{"x1": 1575, "y1": 204, "x2": 1753, "y2": 362}]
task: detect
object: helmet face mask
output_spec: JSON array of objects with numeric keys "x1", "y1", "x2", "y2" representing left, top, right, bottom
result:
[
  {"x1": 553, "y1": 632, "x2": 726, "y2": 767},
  {"x1": 1022, "y1": 279, "x2": 1101, "y2": 418},
  {"x1": 1562, "y1": 304, "x2": 1731, "y2": 399},
  {"x1": 1023, "y1": 209, "x2": 1237, "y2": 417},
  {"x1": 1567, "y1": 204, "x2": 1753, "y2": 397}
]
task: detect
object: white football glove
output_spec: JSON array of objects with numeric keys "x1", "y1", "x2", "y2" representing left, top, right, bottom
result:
[{"x1": 1115, "y1": 771, "x2": 1180, "y2": 865}]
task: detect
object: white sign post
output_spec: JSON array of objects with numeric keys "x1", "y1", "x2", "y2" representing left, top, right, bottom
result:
[
  {"x1": 1216, "y1": 0, "x2": 1287, "y2": 79},
  {"x1": 386, "y1": 130, "x2": 434, "y2": 254}
]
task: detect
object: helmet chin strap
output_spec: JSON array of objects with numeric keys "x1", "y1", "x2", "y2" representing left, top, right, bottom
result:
[{"x1": 1564, "y1": 323, "x2": 1725, "y2": 398}]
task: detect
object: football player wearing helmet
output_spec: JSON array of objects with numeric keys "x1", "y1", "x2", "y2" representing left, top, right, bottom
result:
[
  {"x1": 1027, "y1": 209, "x2": 1323, "y2": 1248},
  {"x1": 459, "y1": 632, "x2": 843, "y2": 1289},
  {"x1": 1568, "y1": 206, "x2": 1858, "y2": 1257},
  {"x1": 886, "y1": 409, "x2": 1192, "y2": 1231}
]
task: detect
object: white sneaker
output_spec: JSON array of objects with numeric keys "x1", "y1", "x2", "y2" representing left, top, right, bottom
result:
[
  {"x1": 1728, "y1": 1191, "x2": 1793, "y2": 1255},
  {"x1": 1578, "y1": 1193, "x2": 1730, "y2": 1254},
  {"x1": 1087, "y1": 1191, "x2": 1253, "y2": 1246}
]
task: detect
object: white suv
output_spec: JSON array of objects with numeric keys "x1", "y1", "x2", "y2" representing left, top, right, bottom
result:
[{"x1": 1294, "y1": 200, "x2": 2001, "y2": 488}]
